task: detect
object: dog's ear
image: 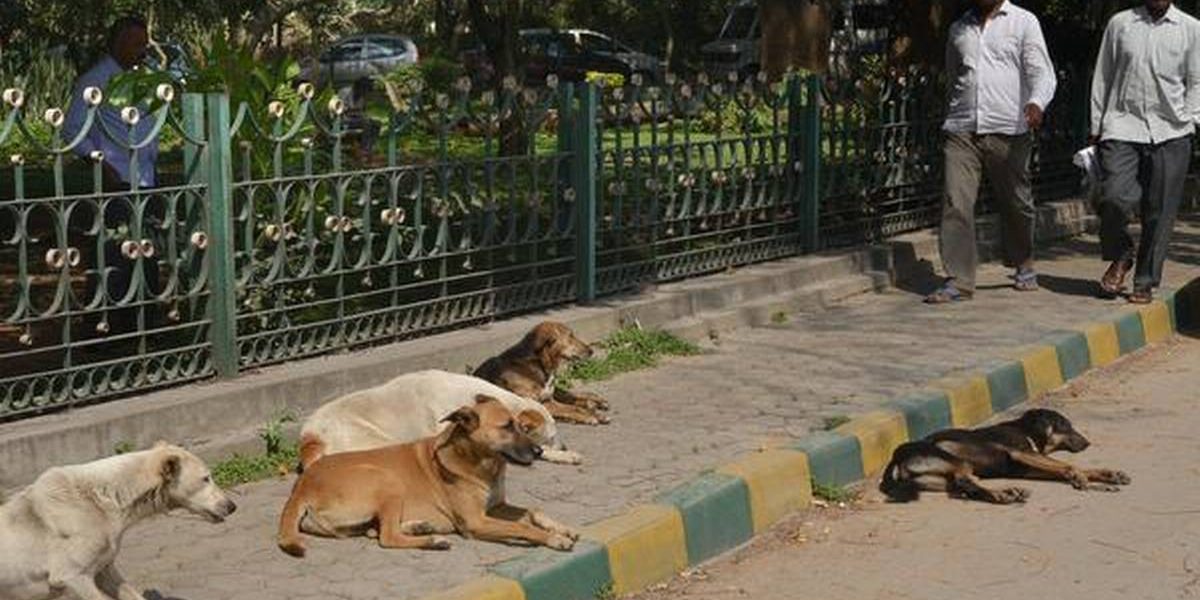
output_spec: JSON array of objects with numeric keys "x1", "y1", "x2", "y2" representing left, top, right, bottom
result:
[
  {"x1": 153, "y1": 440, "x2": 170, "y2": 449},
  {"x1": 440, "y1": 406, "x2": 481, "y2": 432},
  {"x1": 160, "y1": 453, "x2": 182, "y2": 484},
  {"x1": 533, "y1": 325, "x2": 562, "y2": 371},
  {"x1": 516, "y1": 409, "x2": 546, "y2": 434}
]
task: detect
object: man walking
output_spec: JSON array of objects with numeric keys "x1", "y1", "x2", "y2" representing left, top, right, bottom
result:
[
  {"x1": 1090, "y1": 0, "x2": 1200, "y2": 303},
  {"x1": 925, "y1": 0, "x2": 1057, "y2": 303}
]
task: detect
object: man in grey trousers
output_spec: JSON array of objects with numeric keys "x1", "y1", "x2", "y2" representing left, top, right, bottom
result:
[
  {"x1": 1090, "y1": 0, "x2": 1200, "y2": 303},
  {"x1": 926, "y1": 0, "x2": 1057, "y2": 303}
]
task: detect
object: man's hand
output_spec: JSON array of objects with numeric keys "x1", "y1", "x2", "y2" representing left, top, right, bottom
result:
[{"x1": 1024, "y1": 103, "x2": 1044, "y2": 130}]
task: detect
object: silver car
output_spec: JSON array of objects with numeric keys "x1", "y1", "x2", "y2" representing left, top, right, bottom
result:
[{"x1": 306, "y1": 34, "x2": 419, "y2": 88}]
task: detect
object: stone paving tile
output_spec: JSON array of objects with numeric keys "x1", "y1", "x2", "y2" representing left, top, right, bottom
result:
[{"x1": 120, "y1": 220, "x2": 1200, "y2": 600}]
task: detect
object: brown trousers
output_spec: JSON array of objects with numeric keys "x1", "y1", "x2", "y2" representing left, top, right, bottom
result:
[{"x1": 939, "y1": 132, "x2": 1035, "y2": 292}]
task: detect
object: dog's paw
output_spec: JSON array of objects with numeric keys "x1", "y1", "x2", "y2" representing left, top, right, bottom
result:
[
  {"x1": 425, "y1": 536, "x2": 453, "y2": 551},
  {"x1": 1097, "y1": 469, "x2": 1132, "y2": 485},
  {"x1": 1068, "y1": 470, "x2": 1090, "y2": 490},
  {"x1": 541, "y1": 448, "x2": 583, "y2": 465},
  {"x1": 546, "y1": 533, "x2": 576, "y2": 551},
  {"x1": 1000, "y1": 487, "x2": 1031, "y2": 504},
  {"x1": 402, "y1": 520, "x2": 437, "y2": 536},
  {"x1": 575, "y1": 392, "x2": 610, "y2": 411},
  {"x1": 1090, "y1": 482, "x2": 1122, "y2": 493}
]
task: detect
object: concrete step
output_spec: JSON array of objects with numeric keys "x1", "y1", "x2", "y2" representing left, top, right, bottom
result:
[{"x1": 662, "y1": 272, "x2": 890, "y2": 345}]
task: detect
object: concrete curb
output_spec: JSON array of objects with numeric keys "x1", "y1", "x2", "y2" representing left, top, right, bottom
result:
[{"x1": 426, "y1": 278, "x2": 1200, "y2": 600}]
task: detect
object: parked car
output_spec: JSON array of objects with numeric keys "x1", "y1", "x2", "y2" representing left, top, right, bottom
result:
[
  {"x1": 700, "y1": 0, "x2": 760, "y2": 81},
  {"x1": 462, "y1": 29, "x2": 666, "y2": 86},
  {"x1": 302, "y1": 34, "x2": 419, "y2": 89},
  {"x1": 702, "y1": 0, "x2": 892, "y2": 79}
]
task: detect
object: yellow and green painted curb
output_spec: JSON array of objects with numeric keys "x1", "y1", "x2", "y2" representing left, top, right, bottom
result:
[{"x1": 421, "y1": 283, "x2": 1200, "y2": 600}]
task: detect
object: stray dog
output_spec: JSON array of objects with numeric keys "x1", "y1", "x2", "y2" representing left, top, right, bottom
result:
[
  {"x1": 278, "y1": 395, "x2": 579, "y2": 556},
  {"x1": 298, "y1": 369, "x2": 581, "y2": 468},
  {"x1": 0, "y1": 443, "x2": 237, "y2": 600},
  {"x1": 473, "y1": 321, "x2": 610, "y2": 425},
  {"x1": 880, "y1": 408, "x2": 1131, "y2": 504}
]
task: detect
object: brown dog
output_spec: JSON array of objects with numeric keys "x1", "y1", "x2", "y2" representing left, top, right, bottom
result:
[
  {"x1": 277, "y1": 395, "x2": 578, "y2": 556},
  {"x1": 880, "y1": 409, "x2": 1131, "y2": 504},
  {"x1": 473, "y1": 321, "x2": 610, "y2": 425}
]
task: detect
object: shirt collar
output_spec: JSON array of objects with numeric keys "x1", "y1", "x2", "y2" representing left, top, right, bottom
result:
[
  {"x1": 1137, "y1": 4, "x2": 1181, "y2": 24},
  {"x1": 968, "y1": 1, "x2": 1011, "y2": 24}
]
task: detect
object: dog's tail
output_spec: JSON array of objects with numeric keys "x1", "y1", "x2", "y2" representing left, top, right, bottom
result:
[
  {"x1": 879, "y1": 445, "x2": 921, "y2": 503},
  {"x1": 296, "y1": 432, "x2": 325, "y2": 473},
  {"x1": 277, "y1": 486, "x2": 310, "y2": 558}
]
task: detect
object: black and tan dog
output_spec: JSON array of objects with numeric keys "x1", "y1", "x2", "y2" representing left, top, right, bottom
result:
[
  {"x1": 473, "y1": 321, "x2": 610, "y2": 425},
  {"x1": 880, "y1": 409, "x2": 1131, "y2": 504}
]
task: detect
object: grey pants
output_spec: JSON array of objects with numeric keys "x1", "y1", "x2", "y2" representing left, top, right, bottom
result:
[
  {"x1": 1098, "y1": 135, "x2": 1192, "y2": 289},
  {"x1": 940, "y1": 132, "x2": 1035, "y2": 292}
]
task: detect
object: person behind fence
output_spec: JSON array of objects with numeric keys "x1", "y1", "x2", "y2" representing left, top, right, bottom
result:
[
  {"x1": 924, "y1": 0, "x2": 1057, "y2": 304},
  {"x1": 1089, "y1": 0, "x2": 1200, "y2": 304},
  {"x1": 62, "y1": 15, "x2": 162, "y2": 331}
]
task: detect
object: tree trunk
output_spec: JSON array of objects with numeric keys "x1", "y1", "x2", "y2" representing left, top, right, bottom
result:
[
  {"x1": 466, "y1": 0, "x2": 529, "y2": 155},
  {"x1": 760, "y1": 0, "x2": 833, "y2": 78}
]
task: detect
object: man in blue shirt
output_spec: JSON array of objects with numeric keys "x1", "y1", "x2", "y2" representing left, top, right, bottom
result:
[
  {"x1": 63, "y1": 15, "x2": 158, "y2": 189},
  {"x1": 63, "y1": 16, "x2": 162, "y2": 333}
]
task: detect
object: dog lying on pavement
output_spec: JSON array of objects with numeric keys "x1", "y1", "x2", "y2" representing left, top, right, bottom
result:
[
  {"x1": 298, "y1": 369, "x2": 582, "y2": 468},
  {"x1": 473, "y1": 321, "x2": 611, "y2": 425},
  {"x1": 0, "y1": 443, "x2": 237, "y2": 600},
  {"x1": 880, "y1": 408, "x2": 1131, "y2": 504},
  {"x1": 278, "y1": 395, "x2": 579, "y2": 556}
]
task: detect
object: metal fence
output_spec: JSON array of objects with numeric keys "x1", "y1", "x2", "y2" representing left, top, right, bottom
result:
[{"x1": 0, "y1": 69, "x2": 1086, "y2": 420}]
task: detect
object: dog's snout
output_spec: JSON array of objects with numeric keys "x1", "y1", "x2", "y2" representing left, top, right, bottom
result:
[
  {"x1": 223, "y1": 499, "x2": 238, "y2": 516},
  {"x1": 532, "y1": 444, "x2": 544, "y2": 458}
]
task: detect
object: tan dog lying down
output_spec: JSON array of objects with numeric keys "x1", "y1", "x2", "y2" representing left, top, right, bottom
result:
[
  {"x1": 278, "y1": 395, "x2": 579, "y2": 556},
  {"x1": 299, "y1": 369, "x2": 581, "y2": 468},
  {"x1": 0, "y1": 443, "x2": 236, "y2": 600},
  {"x1": 473, "y1": 321, "x2": 611, "y2": 425}
]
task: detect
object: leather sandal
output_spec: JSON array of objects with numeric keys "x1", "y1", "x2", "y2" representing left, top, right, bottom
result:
[
  {"x1": 1099, "y1": 259, "x2": 1132, "y2": 299},
  {"x1": 1128, "y1": 287, "x2": 1153, "y2": 304}
]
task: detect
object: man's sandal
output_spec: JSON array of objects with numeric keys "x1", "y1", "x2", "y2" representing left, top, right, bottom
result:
[
  {"x1": 1099, "y1": 259, "x2": 1132, "y2": 299},
  {"x1": 1013, "y1": 269, "x2": 1039, "y2": 292},
  {"x1": 924, "y1": 282, "x2": 973, "y2": 304},
  {"x1": 1128, "y1": 287, "x2": 1153, "y2": 304}
]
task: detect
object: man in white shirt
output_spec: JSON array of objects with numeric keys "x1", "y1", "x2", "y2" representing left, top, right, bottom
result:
[
  {"x1": 1090, "y1": 0, "x2": 1200, "y2": 304},
  {"x1": 925, "y1": 0, "x2": 1057, "y2": 303}
]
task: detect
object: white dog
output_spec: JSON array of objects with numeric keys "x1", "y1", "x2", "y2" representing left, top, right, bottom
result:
[
  {"x1": 0, "y1": 442, "x2": 237, "y2": 600},
  {"x1": 299, "y1": 370, "x2": 582, "y2": 468}
]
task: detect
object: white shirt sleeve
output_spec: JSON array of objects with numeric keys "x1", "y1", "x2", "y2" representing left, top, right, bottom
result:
[
  {"x1": 1022, "y1": 13, "x2": 1056, "y2": 111},
  {"x1": 1187, "y1": 18, "x2": 1200, "y2": 126},
  {"x1": 1090, "y1": 19, "x2": 1118, "y2": 137}
]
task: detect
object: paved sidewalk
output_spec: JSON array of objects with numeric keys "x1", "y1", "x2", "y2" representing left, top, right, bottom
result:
[
  {"x1": 629, "y1": 334, "x2": 1200, "y2": 600},
  {"x1": 118, "y1": 218, "x2": 1200, "y2": 600}
]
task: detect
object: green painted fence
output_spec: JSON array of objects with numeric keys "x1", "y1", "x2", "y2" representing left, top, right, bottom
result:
[{"x1": 0, "y1": 68, "x2": 1085, "y2": 419}]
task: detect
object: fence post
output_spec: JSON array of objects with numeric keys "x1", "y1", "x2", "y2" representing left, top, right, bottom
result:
[
  {"x1": 204, "y1": 92, "x2": 238, "y2": 378},
  {"x1": 800, "y1": 73, "x2": 822, "y2": 253},
  {"x1": 572, "y1": 82, "x2": 598, "y2": 303}
]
